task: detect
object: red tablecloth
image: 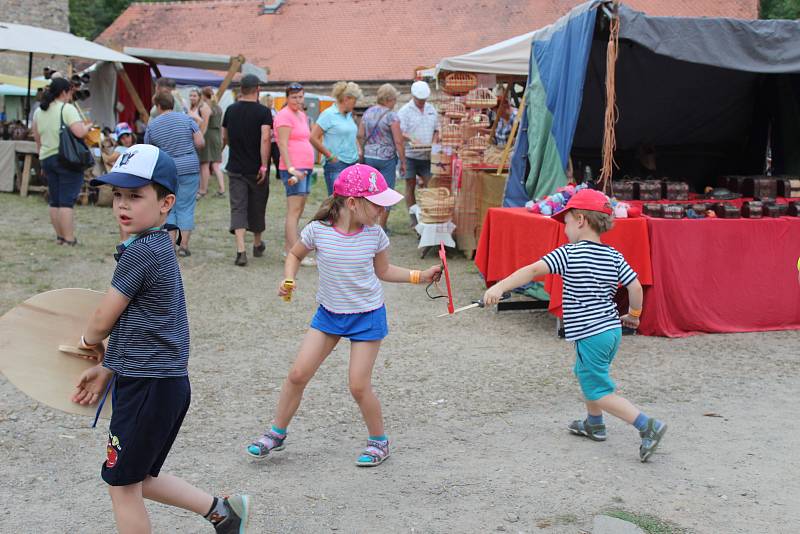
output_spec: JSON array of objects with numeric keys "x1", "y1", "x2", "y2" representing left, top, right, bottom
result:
[
  {"x1": 475, "y1": 208, "x2": 800, "y2": 337},
  {"x1": 639, "y1": 217, "x2": 800, "y2": 336},
  {"x1": 474, "y1": 208, "x2": 653, "y2": 317}
]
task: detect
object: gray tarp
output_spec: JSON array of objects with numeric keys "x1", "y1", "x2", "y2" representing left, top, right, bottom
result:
[{"x1": 618, "y1": 4, "x2": 800, "y2": 74}]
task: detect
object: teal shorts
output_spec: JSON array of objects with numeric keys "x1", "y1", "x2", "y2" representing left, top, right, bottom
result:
[{"x1": 573, "y1": 328, "x2": 621, "y2": 401}]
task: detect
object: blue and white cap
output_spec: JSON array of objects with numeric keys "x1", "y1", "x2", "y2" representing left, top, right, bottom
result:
[{"x1": 91, "y1": 144, "x2": 178, "y2": 194}]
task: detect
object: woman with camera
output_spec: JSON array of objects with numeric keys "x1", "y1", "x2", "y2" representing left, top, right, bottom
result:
[{"x1": 32, "y1": 77, "x2": 92, "y2": 246}]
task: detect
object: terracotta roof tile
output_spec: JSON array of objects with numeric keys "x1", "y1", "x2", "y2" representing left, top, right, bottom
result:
[{"x1": 97, "y1": 0, "x2": 759, "y2": 83}]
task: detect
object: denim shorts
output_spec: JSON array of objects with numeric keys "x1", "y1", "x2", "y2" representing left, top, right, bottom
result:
[
  {"x1": 573, "y1": 328, "x2": 621, "y2": 401},
  {"x1": 310, "y1": 305, "x2": 388, "y2": 341},
  {"x1": 42, "y1": 155, "x2": 84, "y2": 208},
  {"x1": 363, "y1": 156, "x2": 398, "y2": 189},
  {"x1": 279, "y1": 168, "x2": 312, "y2": 196},
  {"x1": 323, "y1": 160, "x2": 355, "y2": 195},
  {"x1": 404, "y1": 157, "x2": 431, "y2": 180}
]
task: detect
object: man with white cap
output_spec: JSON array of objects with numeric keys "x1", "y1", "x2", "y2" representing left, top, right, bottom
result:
[{"x1": 398, "y1": 80, "x2": 439, "y2": 224}]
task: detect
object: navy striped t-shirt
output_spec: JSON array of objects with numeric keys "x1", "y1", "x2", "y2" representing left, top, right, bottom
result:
[
  {"x1": 542, "y1": 241, "x2": 638, "y2": 341},
  {"x1": 144, "y1": 112, "x2": 200, "y2": 176},
  {"x1": 104, "y1": 231, "x2": 189, "y2": 378}
]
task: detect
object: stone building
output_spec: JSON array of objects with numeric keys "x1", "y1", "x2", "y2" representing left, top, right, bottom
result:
[{"x1": 0, "y1": 0, "x2": 70, "y2": 78}]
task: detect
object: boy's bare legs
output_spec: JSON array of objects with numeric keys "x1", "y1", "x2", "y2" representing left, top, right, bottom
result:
[
  {"x1": 273, "y1": 329, "x2": 340, "y2": 428},
  {"x1": 587, "y1": 394, "x2": 640, "y2": 424},
  {"x1": 234, "y1": 228, "x2": 247, "y2": 253},
  {"x1": 348, "y1": 340, "x2": 384, "y2": 437},
  {"x1": 109, "y1": 483, "x2": 150, "y2": 534},
  {"x1": 142, "y1": 474, "x2": 214, "y2": 515}
]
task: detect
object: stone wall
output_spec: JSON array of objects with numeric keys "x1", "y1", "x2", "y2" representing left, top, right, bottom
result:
[{"x1": 0, "y1": 0, "x2": 70, "y2": 77}]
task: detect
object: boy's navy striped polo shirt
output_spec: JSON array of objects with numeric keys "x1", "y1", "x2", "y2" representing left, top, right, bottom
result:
[
  {"x1": 542, "y1": 240, "x2": 638, "y2": 341},
  {"x1": 104, "y1": 231, "x2": 189, "y2": 378}
]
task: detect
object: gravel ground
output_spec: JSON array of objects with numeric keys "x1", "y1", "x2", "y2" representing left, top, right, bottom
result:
[{"x1": 0, "y1": 183, "x2": 798, "y2": 534}]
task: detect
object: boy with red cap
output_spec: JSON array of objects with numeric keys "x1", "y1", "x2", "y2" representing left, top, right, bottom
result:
[
  {"x1": 245, "y1": 164, "x2": 441, "y2": 466},
  {"x1": 483, "y1": 188, "x2": 667, "y2": 462}
]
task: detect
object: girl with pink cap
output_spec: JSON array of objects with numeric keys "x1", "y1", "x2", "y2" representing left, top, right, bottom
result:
[{"x1": 246, "y1": 164, "x2": 441, "y2": 467}]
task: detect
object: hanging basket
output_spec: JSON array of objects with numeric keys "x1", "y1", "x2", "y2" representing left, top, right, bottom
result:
[
  {"x1": 464, "y1": 112, "x2": 490, "y2": 130},
  {"x1": 465, "y1": 87, "x2": 497, "y2": 108},
  {"x1": 441, "y1": 100, "x2": 467, "y2": 120},
  {"x1": 443, "y1": 72, "x2": 478, "y2": 95},
  {"x1": 466, "y1": 134, "x2": 490, "y2": 152},
  {"x1": 440, "y1": 123, "x2": 464, "y2": 146}
]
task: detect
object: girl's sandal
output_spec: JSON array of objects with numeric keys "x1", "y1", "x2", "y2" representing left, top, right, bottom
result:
[
  {"x1": 246, "y1": 430, "x2": 286, "y2": 460},
  {"x1": 355, "y1": 439, "x2": 390, "y2": 467}
]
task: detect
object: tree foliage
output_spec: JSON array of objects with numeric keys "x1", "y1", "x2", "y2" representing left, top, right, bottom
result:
[
  {"x1": 69, "y1": 0, "x2": 180, "y2": 40},
  {"x1": 760, "y1": 0, "x2": 800, "y2": 19}
]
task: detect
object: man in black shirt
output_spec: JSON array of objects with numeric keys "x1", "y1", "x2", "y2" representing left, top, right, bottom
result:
[{"x1": 222, "y1": 74, "x2": 272, "y2": 266}]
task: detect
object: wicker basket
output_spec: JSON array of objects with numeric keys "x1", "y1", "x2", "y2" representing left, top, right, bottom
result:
[
  {"x1": 440, "y1": 123, "x2": 464, "y2": 146},
  {"x1": 441, "y1": 100, "x2": 467, "y2": 120},
  {"x1": 460, "y1": 149, "x2": 483, "y2": 166},
  {"x1": 464, "y1": 112, "x2": 490, "y2": 129},
  {"x1": 466, "y1": 134, "x2": 490, "y2": 151},
  {"x1": 417, "y1": 187, "x2": 455, "y2": 223},
  {"x1": 443, "y1": 72, "x2": 478, "y2": 95},
  {"x1": 465, "y1": 87, "x2": 497, "y2": 108}
]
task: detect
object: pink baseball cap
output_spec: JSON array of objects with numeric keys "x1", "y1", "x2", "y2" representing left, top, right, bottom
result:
[
  {"x1": 551, "y1": 188, "x2": 613, "y2": 223},
  {"x1": 333, "y1": 164, "x2": 404, "y2": 207}
]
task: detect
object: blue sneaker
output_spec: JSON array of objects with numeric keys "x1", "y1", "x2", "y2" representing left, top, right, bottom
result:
[
  {"x1": 246, "y1": 429, "x2": 286, "y2": 460},
  {"x1": 568, "y1": 418, "x2": 607, "y2": 441},
  {"x1": 639, "y1": 419, "x2": 667, "y2": 462}
]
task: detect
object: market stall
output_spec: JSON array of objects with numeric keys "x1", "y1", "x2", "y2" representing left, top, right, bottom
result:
[
  {"x1": 475, "y1": 1, "x2": 800, "y2": 336},
  {"x1": 424, "y1": 32, "x2": 532, "y2": 257}
]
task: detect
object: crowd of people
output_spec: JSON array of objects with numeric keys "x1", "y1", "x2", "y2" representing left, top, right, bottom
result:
[{"x1": 34, "y1": 73, "x2": 445, "y2": 267}]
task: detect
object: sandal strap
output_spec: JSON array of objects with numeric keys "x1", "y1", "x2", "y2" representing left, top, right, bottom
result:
[{"x1": 361, "y1": 440, "x2": 389, "y2": 461}]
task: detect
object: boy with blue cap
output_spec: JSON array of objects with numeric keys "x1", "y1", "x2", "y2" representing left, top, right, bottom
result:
[{"x1": 71, "y1": 144, "x2": 252, "y2": 532}]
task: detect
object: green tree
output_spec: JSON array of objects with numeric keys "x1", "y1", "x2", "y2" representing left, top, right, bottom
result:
[
  {"x1": 761, "y1": 0, "x2": 800, "y2": 19},
  {"x1": 70, "y1": 0, "x2": 181, "y2": 40}
]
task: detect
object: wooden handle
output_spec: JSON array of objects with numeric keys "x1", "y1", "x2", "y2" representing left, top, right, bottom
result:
[{"x1": 58, "y1": 344, "x2": 97, "y2": 359}]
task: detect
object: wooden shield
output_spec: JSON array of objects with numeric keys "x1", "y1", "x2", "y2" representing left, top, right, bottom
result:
[{"x1": 0, "y1": 288, "x2": 112, "y2": 419}]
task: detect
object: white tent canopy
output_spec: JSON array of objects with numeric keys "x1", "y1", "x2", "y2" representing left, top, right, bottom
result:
[
  {"x1": 436, "y1": 30, "x2": 535, "y2": 76},
  {"x1": 0, "y1": 22, "x2": 144, "y2": 63}
]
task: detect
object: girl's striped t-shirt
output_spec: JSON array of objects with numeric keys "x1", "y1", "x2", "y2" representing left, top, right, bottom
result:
[
  {"x1": 300, "y1": 221, "x2": 390, "y2": 314},
  {"x1": 542, "y1": 240, "x2": 638, "y2": 341}
]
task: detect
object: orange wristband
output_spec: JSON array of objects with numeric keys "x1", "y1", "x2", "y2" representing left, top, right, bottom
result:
[
  {"x1": 628, "y1": 308, "x2": 642, "y2": 318},
  {"x1": 410, "y1": 270, "x2": 421, "y2": 284}
]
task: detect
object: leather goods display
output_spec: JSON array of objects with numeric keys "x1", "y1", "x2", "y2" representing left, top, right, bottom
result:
[
  {"x1": 637, "y1": 180, "x2": 662, "y2": 201},
  {"x1": 663, "y1": 181, "x2": 689, "y2": 201},
  {"x1": 613, "y1": 180, "x2": 635, "y2": 200},
  {"x1": 741, "y1": 201, "x2": 763, "y2": 219},
  {"x1": 777, "y1": 177, "x2": 800, "y2": 198},
  {"x1": 663, "y1": 204, "x2": 685, "y2": 219},
  {"x1": 643, "y1": 203, "x2": 663, "y2": 217},
  {"x1": 714, "y1": 203, "x2": 741, "y2": 218},
  {"x1": 743, "y1": 177, "x2": 777, "y2": 199}
]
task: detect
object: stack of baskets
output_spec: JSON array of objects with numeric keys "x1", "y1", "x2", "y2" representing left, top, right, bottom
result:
[{"x1": 417, "y1": 187, "x2": 455, "y2": 223}]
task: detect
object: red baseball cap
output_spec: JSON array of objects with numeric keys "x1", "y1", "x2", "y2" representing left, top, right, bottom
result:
[{"x1": 551, "y1": 188, "x2": 613, "y2": 223}]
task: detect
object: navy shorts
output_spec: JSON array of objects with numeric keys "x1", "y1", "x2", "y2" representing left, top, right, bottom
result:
[
  {"x1": 404, "y1": 157, "x2": 431, "y2": 180},
  {"x1": 42, "y1": 155, "x2": 84, "y2": 208},
  {"x1": 101, "y1": 375, "x2": 191, "y2": 486},
  {"x1": 310, "y1": 305, "x2": 388, "y2": 341}
]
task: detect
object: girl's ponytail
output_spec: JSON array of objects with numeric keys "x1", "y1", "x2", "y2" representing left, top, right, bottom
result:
[
  {"x1": 312, "y1": 195, "x2": 346, "y2": 226},
  {"x1": 40, "y1": 78, "x2": 72, "y2": 111}
]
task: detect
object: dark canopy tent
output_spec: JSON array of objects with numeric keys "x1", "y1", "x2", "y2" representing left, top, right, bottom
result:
[{"x1": 505, "y1": 2, "x2": 800, "y2": 206}]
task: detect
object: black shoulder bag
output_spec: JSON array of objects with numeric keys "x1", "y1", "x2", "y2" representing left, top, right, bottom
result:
[{"x1": 58, "y1": 104, "x2": 94, "y2": 171}]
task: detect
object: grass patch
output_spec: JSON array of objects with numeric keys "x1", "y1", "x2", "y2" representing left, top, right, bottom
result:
[{"x1": 604, "y1": 510, "x2": 688, "y2": 534}]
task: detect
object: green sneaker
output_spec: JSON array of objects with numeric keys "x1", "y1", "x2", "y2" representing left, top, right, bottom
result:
[
  {"x1": 639, "y1": 419, "x2": 667, "y2": 462},
  {"x1": 213, "y1": 495, "x2": 251, "y2": 534},
  {"x1": 568, "y1": 419, "x2": 607, "y2": 441}
]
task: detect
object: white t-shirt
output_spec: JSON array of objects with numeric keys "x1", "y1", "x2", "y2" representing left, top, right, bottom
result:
[{"x1": 300, "y1": 221, "x2": 390, "y2": 314}]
